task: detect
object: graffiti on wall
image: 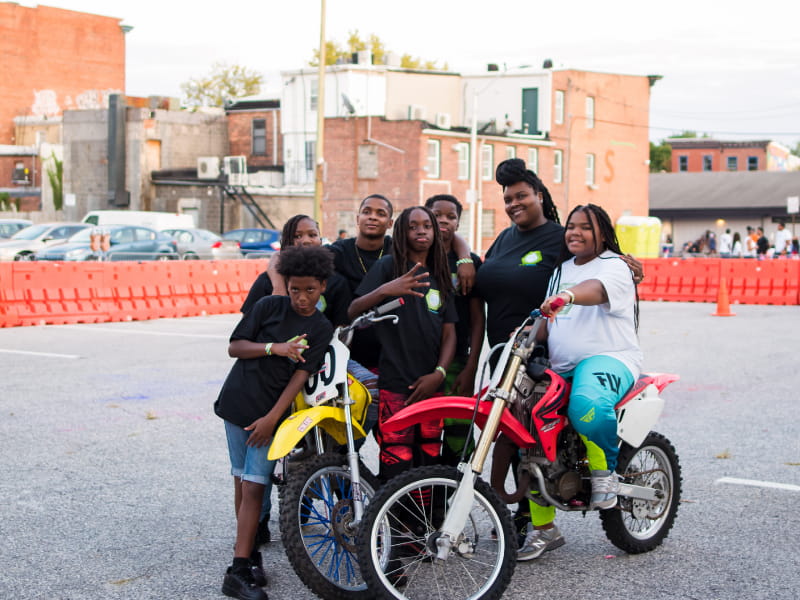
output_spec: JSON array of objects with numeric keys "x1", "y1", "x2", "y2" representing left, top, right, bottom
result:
[{"x1": 31, "y1": 89, "x2": 124, "y2": 117}]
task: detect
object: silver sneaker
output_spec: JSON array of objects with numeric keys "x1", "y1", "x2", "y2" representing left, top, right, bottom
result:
[
  {"x1": 517, "y1": 525, "x2": 565, "y2": 561},
  {"x1": 590, "y1": 470, "x2": 619, "y2": 510}
]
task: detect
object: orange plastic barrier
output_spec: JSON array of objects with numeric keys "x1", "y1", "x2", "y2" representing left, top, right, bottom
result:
[
  {"x1": 639, "y1": 257, "x2": 800, "y2": 305},
  {"x1": 3, "y1": 256, "x2": 793, "y2": 328}
]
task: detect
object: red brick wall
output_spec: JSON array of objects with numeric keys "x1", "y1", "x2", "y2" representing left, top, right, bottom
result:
[
  {"x1": 0, "y1": 4, "x2": 125, "y2": 144},
  {"x1": 549, "y1": 70, "x2": 652, "y2": 224},
  {"x1": 323, "y1": 118, "x2": 424, "y2": 238},
  {"x1": 227, "y1": 109, "x2": 282, "y2": 168}
]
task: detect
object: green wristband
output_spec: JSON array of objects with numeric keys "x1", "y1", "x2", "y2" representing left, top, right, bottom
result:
[{"x1": 435, "y1": 365, "x2": 447, "y2": 378}]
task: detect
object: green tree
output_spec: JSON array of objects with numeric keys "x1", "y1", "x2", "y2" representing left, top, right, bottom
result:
[
  {"x1": 309, "y1": 31, "x2": 447, "y2": 71},
  {"x1": 181, "y1": 62, "x2": 264, "y2": 108},
  {"x1": 790, "y1": 142, "x2": 800, "y2": 157},
  {"x1": 45, "y1": 152, "x2": 63, "y2": 211},
  {"x1": 649, "y1": 141, "x2": 671, "y2": 172}
]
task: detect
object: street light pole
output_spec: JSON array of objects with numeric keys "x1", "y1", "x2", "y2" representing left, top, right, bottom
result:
[{"x1": 314, "y1": 0, "x2": 326, "y2": 230}]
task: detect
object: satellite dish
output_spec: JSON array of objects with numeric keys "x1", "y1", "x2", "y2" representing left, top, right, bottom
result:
[{"x1": 341, "y1": 93, "x2": 356, "y2": 115}]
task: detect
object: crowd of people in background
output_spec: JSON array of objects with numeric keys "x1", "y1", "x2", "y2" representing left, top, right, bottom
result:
[{"x1": 681, "y1": 224, "x2": 799, "y2": 259}]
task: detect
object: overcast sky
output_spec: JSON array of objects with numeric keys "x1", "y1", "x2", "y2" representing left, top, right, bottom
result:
[{"x1": 25, "y1": 0, "x2": 800, "y2": 148}]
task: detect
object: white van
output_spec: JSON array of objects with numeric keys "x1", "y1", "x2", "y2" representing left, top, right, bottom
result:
[{"x1": 82, "y1": 210, "x2": 196, "y2": 231}]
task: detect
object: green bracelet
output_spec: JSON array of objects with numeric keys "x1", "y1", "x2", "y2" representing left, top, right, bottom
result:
[
  {"x1": 435, "y1": 365, "x2": 447, "y2": 378},
  {"x1": 265, "y1": 342, "x2": 273, "y2": 356},
  {"x1": 456, "y1": 258, "x2": 473, "y2": 266}
]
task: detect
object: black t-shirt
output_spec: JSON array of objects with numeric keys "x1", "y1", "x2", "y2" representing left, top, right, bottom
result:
[
  {"x1": 355, "y1": 255, "x2": 458, "y2": 394},
  {"x1": 328, "y1": 236, "x2": 393, "y2": 369},
  {"x1": 448, "y1": 250, "x2": 483, "y2": 360},
  {"x1": 240, "y1": 270, "x2": 351, "y2": 327},
  {"x1": 756, "y1": 235, "x2": 769, "y2": 255},
  {"x1": 475, "y1": 221, "x2": 564, "y2": 347},
  {"x1": 214, "y1": 296, "x2": 334, "y2": 428}
]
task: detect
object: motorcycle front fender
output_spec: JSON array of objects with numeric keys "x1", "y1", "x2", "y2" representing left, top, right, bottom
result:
[
  {"x1": 382, "y1": 395, "x2": 537, "y2": 448},
  {"x1": 267, "y1": 406, "x2": 367, "y2": 460}
]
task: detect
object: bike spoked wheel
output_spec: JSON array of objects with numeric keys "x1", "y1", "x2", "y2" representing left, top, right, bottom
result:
[
  {"x1": 600, "y1": 432, "x2": 682, "y2": 553},
  {"x1": 357, "y1": 465, "x2": 516, "y2": 600},
  {"x1": 279, "y1": 452, "x2": 378, "y2": 600}
]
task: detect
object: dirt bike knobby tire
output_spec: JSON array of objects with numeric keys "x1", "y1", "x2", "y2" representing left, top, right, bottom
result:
[
  {"x1": 356, "y1": 464, "x2": 517, "y2": 600},
  {"x1": 600, "y1": 431, "x2": 682, "y2": 553},
  {"x1": 278, "y1": 452, "x2": 379, "y2": 600}
]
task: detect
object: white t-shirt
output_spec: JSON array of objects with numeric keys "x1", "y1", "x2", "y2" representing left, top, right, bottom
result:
[
  {"x1": 774, "y1": 228, "x2": 792, "y2": 254},
  {"x1": 546, "y1": 250, "x2": 642, "y2": 378},
  {"x1": 718, "y1": 232, "x2": 732, "y2": 254}
]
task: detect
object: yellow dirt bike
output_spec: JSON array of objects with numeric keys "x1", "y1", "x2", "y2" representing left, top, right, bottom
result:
[{"x1": 267, "y1": 298, "x2": 403, "y2": 600}]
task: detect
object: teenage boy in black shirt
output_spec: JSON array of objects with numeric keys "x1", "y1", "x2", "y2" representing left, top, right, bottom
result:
[
  {"x1": 425, "y1": 194, "x2": 485, "y2": 465},
  {"x1": 215, "y1": 245, "x2": 334, "y2": 600}
]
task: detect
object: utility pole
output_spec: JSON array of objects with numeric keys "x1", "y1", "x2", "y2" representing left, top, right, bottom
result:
[{"x1": 314, "y1": 0, "x2": 326, "y2": 230}]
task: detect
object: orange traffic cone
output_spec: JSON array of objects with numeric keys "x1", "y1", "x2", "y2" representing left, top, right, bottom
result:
[{"x1": 712, "y1": 277, "x2": 735, "y2": 317}]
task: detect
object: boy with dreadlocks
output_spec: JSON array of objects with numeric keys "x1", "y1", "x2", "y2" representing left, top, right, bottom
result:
[
  {"x1": 522, "y1": 203, "x2": 643, "y2": 561},
  {"x1": 348, "y1": 206, "x2": 457, "y2": 481}
]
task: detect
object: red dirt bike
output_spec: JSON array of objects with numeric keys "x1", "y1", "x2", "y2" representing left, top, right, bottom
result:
[{"x1": 356, "y1": 306, "x2": 681, "y2": 600}]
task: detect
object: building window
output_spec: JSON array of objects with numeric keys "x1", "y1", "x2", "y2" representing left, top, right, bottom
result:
[
  {"x1": 554, "y1": 150, "x2": 563, "y2": 183},
  {"x1": 748, "y1": 156, "x2": 759, "y2": 170},
  {"x1": 727, "y1": 156, "x2": 738, "y2": 171},
  {"x1": 252, "y1": 119, "x2": 266, "y2": 155},
  {"x1": 703, "y1": 155, "x2": 713, "y2": 171},
  {"x1": 554, "y1": 90, "x2": 565, "y2": 125},
  {"x1": 309, "y1": 78, "x2": 319, "y2": 111},
  {"x1": 481, "y1": 144, "x2": 494, "y2": 181},
  {"x1": 678, "y1": 155, "x2": 688, "y2": 172},
  {"x1": 585, "y1": 153, "x2": 595, "y2": 186},
  {"x1": 305, "y1": 140, "x2": 315, "y2": 172},
  {"x1": 528, "y1": 147, "x2": 539, "y2": 173},
  {"x1": 506, "y1": 146, "x2": 516, "y2": 160},
  {"x1": 426, "y1": 140, "x2": 440, "y2": 178},
  {"x1": 456, "y1": 143, "x2": 469, "y2": 180},
  {"x1": 481, "y1": 208, "x2": 496, "y2": 240},
  {"x1": 585, "y1": 96, "x2": 595, "y2": 128}
]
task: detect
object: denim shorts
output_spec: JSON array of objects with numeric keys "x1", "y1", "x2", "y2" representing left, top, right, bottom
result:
[{"x1": 224, "y1": 420, "x2": 276, "y2": 485}]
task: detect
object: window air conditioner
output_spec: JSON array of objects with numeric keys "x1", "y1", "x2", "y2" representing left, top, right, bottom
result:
[
  {"x1": 197, "y1": 157, "x2": 220, "y2": 179},
  {"x1": 435, "y1": 113, "x2": 452, "y2": 129},
  {"x1": 408, "y1": 104, "x2": 426, "y2": 121},
  {"x1": 223, "y1": 156, "x2": 248, "y2": 186}
]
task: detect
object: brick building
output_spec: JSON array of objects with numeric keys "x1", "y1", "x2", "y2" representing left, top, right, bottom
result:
[
  {"x1": 0, "y1": 3, "x2": 126, "y2": 209},
  {"x1": 667, "y1": 139, "x2": 796, "y2": 173}
]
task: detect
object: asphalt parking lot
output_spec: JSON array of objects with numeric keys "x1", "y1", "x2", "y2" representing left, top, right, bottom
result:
[{"x1": 1, "y1": 301, "x2": 798, "y2": 599}]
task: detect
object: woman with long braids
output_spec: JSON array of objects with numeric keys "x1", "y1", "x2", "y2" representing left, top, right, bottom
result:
[
  {"x1": 520, "y1": 203, "x2": 643, "y2": 561},
  {"x1": 348, "y1": 206, "x2": 457, "y2": 481},
  {"x1": 475, "y1": 158, "x2": 644, "y2": 555}
]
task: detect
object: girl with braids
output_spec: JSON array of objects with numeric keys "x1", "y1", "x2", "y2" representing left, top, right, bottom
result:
[
  {"x1": 348, "y1": 206, "x2": 457, "y2": 481},
  {"x1": 518, "y1": 204, "x2": 643, "y2": 561},
  {"x1": 475, "y1": 158, "x2": 644, "y2": 556},
  {"x1": 241, "y1": 214, "x2": 351, "y2": 327}
]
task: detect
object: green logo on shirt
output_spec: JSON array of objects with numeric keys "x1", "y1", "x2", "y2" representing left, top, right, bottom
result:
[
  {"x1": 426, "y1": 289, "x2": 442, "y2": 312},
  {"x1": 520, "y1": 251, "x2": 543, "y2": 266}
]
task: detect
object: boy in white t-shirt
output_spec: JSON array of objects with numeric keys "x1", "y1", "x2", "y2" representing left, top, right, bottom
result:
[{"x1": 518, "y1": 203, "x2": 642, "y2": 562}]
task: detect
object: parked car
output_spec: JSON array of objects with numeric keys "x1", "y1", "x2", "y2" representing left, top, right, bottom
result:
[
  {"x1": 161, "y1": 227, "x2": 243, "y2": 260},
  {"x1": 0, "y1": 222, "x2": 90, "y2": 261},
  {"x1": 221, "y1": 228, "x2": 281, "y2": 256},
  {"x1": 34, "y1": 224, "x2": 178, "y2": 261},
  {"x1": 0, "y1": 218, "x2": 33, "y2": 239}
]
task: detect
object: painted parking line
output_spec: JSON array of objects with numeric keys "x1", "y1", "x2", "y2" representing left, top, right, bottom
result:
[
  {"x1": 0, "y1": 348, "x2": 81, "y2": 359},
  {"x1": 716, "y1": 476, "x2": 800, "y2": 493},
  {"x1": 60, "y1": 325, "x2": 228, "y2": 339}
]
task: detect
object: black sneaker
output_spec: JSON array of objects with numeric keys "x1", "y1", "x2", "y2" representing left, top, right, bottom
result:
[
  {"x1": 222, "y1": 566, "x2": 268, "y2": 600},
  {"x1": 249, "y1": 551, "x2": 268, "y2": 587},
  {"x1": 254, "y1": 518, "x2": 271, "y2": 546}
]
